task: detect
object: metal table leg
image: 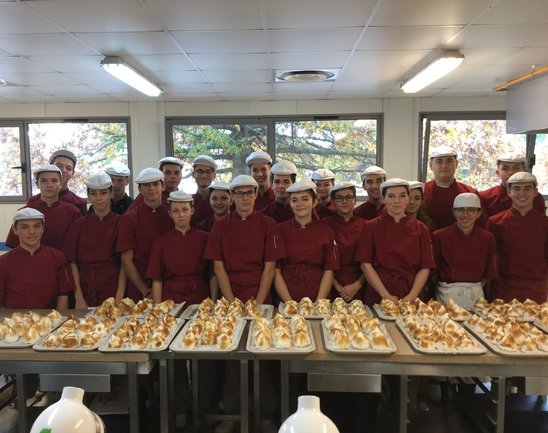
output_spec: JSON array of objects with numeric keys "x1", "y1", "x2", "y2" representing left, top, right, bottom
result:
[
  {"x1": 192, "y1": 359, "x2": 200, "y2": 431},
  {"x1": 128, "y1": 362, "x2": 140, "y2": 433},
  {"x1": 495, "y1": 377, "x2": 506, "y2": 433},
  {"x1": 159, "y1": 359, "x2": 169, "y2": 433},
  {"x1": 280, "y1": 361, "x2": 289, "y2": 422},
  {"x1": 399, "y1": 375, "x2": 408, "y2": 433},
  {"x1": 253, "y1": 360, "x2": 260, "y2": 433},
  {"x1": 15, "y1": 374, "x2": 26, "y2": 433},
  {"x1": 241, "y1": 359, "x2": 248, "y2": 433}
]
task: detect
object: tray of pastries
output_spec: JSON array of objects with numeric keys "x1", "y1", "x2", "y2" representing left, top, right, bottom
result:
[
  {"x1": 321, "y1": 313, "x2": 396, "y2": 354},
  {"x1": 170, "y1": 315, "x2": 246, "y2": 352},
  {"x1": 180, "y1": 297, "x2": 273, "y2": 321},
  {"x1": 33, "y1": 315, "x2": 118, "y2": 351},
  {"x1": 279, "y1": 297, "x2": 372, "y2": 319},
  {"x1": 0, "y1": 310, "x2": 66, "y2": 348},
  {"x1": 246, "y1": 314, "x2": 314, "y2": 354},
  {"x1": 91, "y1": 297, "x2": 184, "y2": 320},
  {"x1": 374, "y1": 298, "x2": 471, "y2": 322},
  {"x1": 464, "y1": 314, "x2": 548, "y2": 356},
  {"x1": 100, "y1": 314, "x2": 182, "y2": 352},
  {"x1": 473, "y1": 298, "x2": 546, "y2": 322},
  {"x1": 396, "y1": 311, "x2": 486, "y2": 355}
]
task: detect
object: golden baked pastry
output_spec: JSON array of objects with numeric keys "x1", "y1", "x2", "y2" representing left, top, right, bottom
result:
[
  {"x1": 292, "y1": 329, "x2": 310, "y2": 347},
  {"x1": 283, "y1": 300, "x2": 298, "y2": 316},
  {"x1": 216, "y1": 333, "x2": 232, "y2": 350},
  {"x1": 253, "y1": 328, "x2": 271, "y2": 350},
  {"x1": 272, "y1": 327, "x2": 291, "y2": 349},
  {"x1": 351, "y1": 331, "x2": 370, "y2": 350},
  {"x1": 182, "y1": 330, "x2": 199, "y2": 348},
  {"x1": 60, "y1": 332, "x2": 79, "y2": 348},
  {"x1": 41, "y1": 333, "x2": 58, "y2": 348},
  {"x1": 21, "y1": 326, "x2": 40, "y2": 344}
]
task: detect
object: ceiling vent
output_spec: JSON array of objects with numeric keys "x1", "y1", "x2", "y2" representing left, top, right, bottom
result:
[{"x1": 275, "y1": 69, "x2": 339, "y2": 83}]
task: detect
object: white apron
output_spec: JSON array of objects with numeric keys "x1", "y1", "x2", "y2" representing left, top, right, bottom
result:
[{"x1": 435, "y1": 281, "x2": 484, "y2": 311}]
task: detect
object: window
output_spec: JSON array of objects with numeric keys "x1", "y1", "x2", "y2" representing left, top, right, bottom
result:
[
  {"x1": 0, "y1": 119, "x2": 130, "y2": 202},
  {"x1": 531, "y1": 133, "x2": 547, "y2": 196},
  {"x1": 167, "y1": 115, "x2": 382, "y2": 194}
]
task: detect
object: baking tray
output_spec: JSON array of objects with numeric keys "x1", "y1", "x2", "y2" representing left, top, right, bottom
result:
[
  {"x1": 372, "y1": 304, "x2": 398, "y2": 321},
  {"x1": 396, "y1": 319, "x2": 486, "y2": 355},
  {"x1": 321, "y1": 320, "x2": 396, "y2": 355},
  {"x1": 170, "y1": 318, "x2": 245, "y2": 353},
  {"x1": 88, "y1": 302, "x2": 185, "y2": 319},
  {"x1": 179, "y1": 304, "x2": 273, "y2": 320},
  {"x1": 279, "y1": 302, "x2": 372, "y2": 320},
  {"x1": 246, "y1": 321, "x2": 315, "y2": 354},
  {"x1": 0, "y1": 316, "x2": 67, "y2": 348},
  {"x1": 533, "y1": 320, "x2": 548, "y2": 334},
  {"x1": 98, "y1": 318, "x2": 184, "y2": 352},
  {"x1": 463, "y1": 322, "x2": 548, "y2": 357}
]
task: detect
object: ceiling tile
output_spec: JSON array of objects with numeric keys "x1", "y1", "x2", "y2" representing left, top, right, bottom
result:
[
  {"x1": 270, "y1": 52, "x2": 349, "y2": 70},
  {"x1": 171, "y1": 30, "x2": 268, "y2": 54},
  {"x1": 0, "y1": 73, "x2": 79, "y2": 87},
  {"x1": 269, "y1": 28, "x2": 362, "y2": 53},
  {"x1": 476, "y1": 0, "x2": 548, "y2": 25},
  {"x1": 189, "y1": 53, "x2": 270, "y2": 70},
  {"x1": 0, "y1": 34, "x2": 98, "y2": 56},
  {"x1": 202, "y1": 70, "x2": 272, "y2": 84},
  {"x1": 130, "y1": 54, "x2": 197, "y2": 71},
  {"x1": 360, "y1": 26, "x2": 461, "y2": 50},
  {"x1": 153, "y1": 70, "x2": 207, "y2": 84},
  {"x1": 0, "y1": 3, "x2": 65, "y2": 33},
  {"x1": 76, "y1": 31, "x2": 181, "y2": 56},
  {"x1": 454, "y1": 24, "x2": 548, "y2": 49},
  {"x1": 213, "y1": 83, "x2": 273, "y2": 93}
]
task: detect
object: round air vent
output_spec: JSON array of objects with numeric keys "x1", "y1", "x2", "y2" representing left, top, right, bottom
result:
[{"x1": 276, "y1": 70, "x2": 335, "y2": 82}]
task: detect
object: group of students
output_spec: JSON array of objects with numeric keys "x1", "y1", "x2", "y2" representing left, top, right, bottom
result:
[{"x1": 0, "y1": 146, "x2": 547, "y2": 313}]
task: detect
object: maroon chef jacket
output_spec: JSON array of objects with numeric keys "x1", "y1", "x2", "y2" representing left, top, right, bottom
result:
[
  {"x1": 486, "y1": 208, "x2": 548, "y2": 303},
  {"x1": 353, "y1": 201, "x2": 385, "y2": 220},
  {"x1": 424, "y1": 180, "x2": 480, "y2": 229},
  {"x1": 254, "y1": 187, "x2": 275, "y2": 211},
  {"x1": 261, "y1": 200, "x2": 294, "y2": 223},
  {"x1": 63, "y1": 212, "x2": 121, "y2": 306},
  {"x1": 355, "y1": 214, "x2": 435, "y2": 305},
  {"x1": 324, "y1": 215, "x2": 367, "y2": 300},
  {"x1": 315, "y1": 201, "x2": 337, "y2": 219},
  {"x1": 116, "y1": 202, "x2": 173, "y2": 301},
  {"x1": 28, "y1": 189, "x2": 87, "y2": 215},
  {"x1": 277, "y1": 219, "x2": 339, "y2": 302},
  {"x1": 480, "y1": 184, "x2": 546, "y2": 217},
  {"x1": 5, "y1": 200, "x2": 82, "y2": 250},
  {"x1": 204, "y1": 211, "x2": 285, "y2": 302},
  {"x1": 432, "y1": 224, "x2": 497, "y2": 283},
  {"x1": 191, "y1": 192, "x2": 214, "y2": 227},
  {"x1": 195, "y1": 215, "x2": 218, "y2": 232},
  {"x1": 0, "y1": 245, "x2": 74, "y2": 308},
  {"x1": 126, "y1": 190, "x2": 169, "y2": 212},
  {"x1": 146, "y1": 228, "x2": 210, "y2": 305}
]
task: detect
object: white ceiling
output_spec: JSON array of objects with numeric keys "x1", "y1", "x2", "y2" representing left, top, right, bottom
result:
[{"x1": 0, "y1": 0, "x2": 547, "y2": 103}]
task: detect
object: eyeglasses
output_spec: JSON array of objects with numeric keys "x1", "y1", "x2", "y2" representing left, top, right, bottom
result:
[
  {"x1": 333, "y1": 194, "x2": 355, "y2": 202},
  {"x1": 233, "y1": 190, "x2": 256, "y2": 198},
  {"x1": 194, "y1": 168, "x2": 215, "y2": 175},
  {"x1": 454, "y1": 207, "x2": 480, "y2": 213}
]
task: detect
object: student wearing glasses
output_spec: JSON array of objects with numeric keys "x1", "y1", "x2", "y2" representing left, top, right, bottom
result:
[
  {"x1": 274, "y1": 180, "x2": 339, "y2": 302},
  {"x1": 310, "y1": 168, "x2": 337, "y2": 219},
  {"x1": 191, "y1": 155, "x2": 217, "y2": 226},
  {"x1": 432, "y1": 193, "x2": 497, "y2": 309},
  {"x1": 356, "y1": 178, "x2": 434, "y2": 305},
  {"x1": 324, "y1": 182, "x2": 367, "y2": 301},
  {"x1": 353, "y1": 165, "x2": 387, "y2": 220},
  {"x1": 261, "y1": 160, "x2": 298, "y2": 223}
]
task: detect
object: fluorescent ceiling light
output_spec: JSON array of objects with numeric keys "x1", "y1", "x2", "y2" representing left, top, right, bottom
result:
[
  {"x1": 100, "y1": 56, "x2": 163, "y2": 97},
  {"x1": 401, "y1": 50, "x2": 464, "y2": 93}
]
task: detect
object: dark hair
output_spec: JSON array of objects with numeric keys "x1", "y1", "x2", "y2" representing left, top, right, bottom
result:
[
  {"x1": 381, "y1": 185, "x2": 410, "y2": 198},
  {"x1": 289, "y1": 188, "x2": 318, "y2": 201},
  {"x1": 271, "y1": 173, "x2": 297, "y2": 183},
  {"x1": 14, "y1": 219, "x2": 44, "y2": 229},
  {"x1": 169, "y1": 200, "x2": 194, "y2": 209},
  {"x1": 87, "y1": 186, "x2": 113, "y2": 194}
]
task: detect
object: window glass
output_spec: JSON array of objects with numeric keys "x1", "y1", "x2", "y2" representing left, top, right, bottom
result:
[
  {"x1": 0, "y1": 125, "x2": 24, "y2": 197},
  {"x1": 532, "y1": 134, "x2": 548, "y2": 196}
]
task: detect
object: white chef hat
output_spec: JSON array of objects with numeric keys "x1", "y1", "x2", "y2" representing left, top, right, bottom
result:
[
  {"x1": 49, "y1": 149, "x2": 77, "y2": 166},
  {"x1": 85, "y1": 172, "x2": 112, "y2": 189},
  {"x1": 245, "y1": 150, "x2": 272, "y2": 166},
  {"x1": 168, "y1": 190, "x2": 194, "y2": 204},
  {"x1": 135, "y1": 167, "x2": 164, "y2": 184},
  {"x1": 192, "y1": 155, "x2": 217, "y2": 170},
  {"x1": 271, "y1": 160, "x2": 298, "y2": 176},
  {"x1": 286, "y1": 180, "x2": 317, "y2": 194},
  {"x1": 380, "y1": 178, "x2": 410, "y2": 195},
  {"x1": 408, "y1": 181, "x2": 425, "y2": 193},
  {"x1": 310, "y1": 168, "x2": 335, "y2": 181},
  {"x1": 331, "y1": 181, "x2": 357, "y2": 194},
  {"x1": 13, "y1": 208, "x2": 45, "y2": 225},
  {"x1": 34, "y1": 164, "x2": 62, "y2": 179},
  {"x1": 429, "y1": 145, "x2": 458, "y2": 159},
  {"x1": 229, "y1": 175, "x2": 258, "y2": 190},
  {"x1": 104, "y1": 162, "x2": 130, "y2": 177},
  {"x1": 497, "y1": 152, "x2": 526, "y2": 164},
  {"x1": 158, "y1": 157, "x2": 184, "y2": 169},
  {"x1": 453, "y1": 193, "x2": 481, "y2": 209},
  {"x1": 360, "y1": 165, "x2": 387, "y2": 181},
  {"x1": 208, "y1": 181, "x2": 231, "y2": 192},
  {"x1": 507, "y1": 171, "x2": 537, "y2": 187}
]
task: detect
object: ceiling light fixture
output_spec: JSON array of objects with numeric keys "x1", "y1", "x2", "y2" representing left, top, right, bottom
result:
[
  {"x1": 275, "y1": 69, "x2": 338, "y2": 83},
  {"x1": 100, "y1": 56, "x2": 163, "y2": 97},
  {"x1": 0, "y1": 79, "x2": 7, "y2": 87},
  {"x1": 401, "y1": 50, "x2": 464, "y2": 93}
]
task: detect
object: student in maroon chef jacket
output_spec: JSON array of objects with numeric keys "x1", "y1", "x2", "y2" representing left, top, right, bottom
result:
[
  {"x1": 486, "y1": 172, "x2": 548, "y2": 303},
  {"x1": 260, "y1": 160, "x2": 297, "y2": 223},
  {"x1": 190, "y1": 155, "x2": 217, "y2": 227},
  {"x1": 104, "y1": 162, "x2": 134, "y2": 215},
  {"x1": 405, "y1": 181, "x2": 435, "y2": 231},
  {"x1": 424, "y1": 146, "x2": 480, "y2": 229},
  {"x1": 116, "y1": 168, "x2": 173, "y2": 302},
  {"x1": 432, "y1": 193, "x2": 497, "y2": 309},
  {"x1": 27, "y1": 150, "x2": 87, "y2": 215},
  {"x1": 310, "y1": 168, "x2": 337, "y2": 219},
  {"x1": 5, "y1": 164, "x2": 82, "y2": 251},
  {"x1": 63, "y1": 172, "x2": 126, "y2": 308},
  {"x1": 195, "y1": 182, "x2": 232, "y2": 232},
  {"x1": 274, "y1": 180, "x2": 339, "y2": 302},
  {"x1": 0, "y1": 208, "x2": 73, "y2": 309},
  {"x1": 354, "y1": 165, "x2": 387, "y2": 220},
  {"x1": 356, "y1": 178, "x2": 435, "y2": 305},
  {"x1": 324, "y1": 182, "x2": 366, "y2": 301},
  {"x1": 246, "y1": 150, "x2": 275, "y2": 211},
  {"x1": 147, "y1": 191, "x2": 211, "y2": 304},
  {"x1": 480, "y1": 152, "x2": 546, "y2": 217}
]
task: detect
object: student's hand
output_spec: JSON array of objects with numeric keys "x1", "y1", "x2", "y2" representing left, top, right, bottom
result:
[
  {"x1": 339, "y1": 282, "x2": 360, "y2": 301},
  {"x1": 383, "y1": 294, "x2": 399, "y2": 303},
  {"x1": 401, "y1": 293, "x2": 417, "y2": 303},
  {"x1": 114, "y1": 293, "x2": 124, "y2": 304},
  {"x1": 75, "y1": 298, "x2": 89, "y2": 310}
]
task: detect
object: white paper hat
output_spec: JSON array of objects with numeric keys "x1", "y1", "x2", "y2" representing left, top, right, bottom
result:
[
  {"x1": 84, "y1": 172, "x2": 112, "y2": 189},
  {"x1": 158, "y1": 157, "x2": 184, "y2": 169},
  {"x1": 13, "y1": 208, "x2": 45, "y2": 224},
  {"x1": 245, "y1": 150, "x2": 272, "y2": 166},
  {"x1": 429, "y1": 145, "x2": 458, "y2": 159},
  {"x1": 271, "y1": 160, "x2": 298, "y2": 176},
  {"x1": 208, "y1": 181, "x2": 231, "y2": 192},
  {"x1": 49, "y1": 149, "x2": 77, "y2": 166},
  {"x1": 286, "y1": 180, "x2": 317, "y2": 194},
  {"x1": 34, "y1": 164, "x2": 62, "y2": 179},
  {"x1": 192, "y1": 155, "x2": 217, "y2": 170},
  {"x1": 168, "y1": 190, "x2": 194, "y2": 203},
  {"x1": 310, "y1": 168, "x2": 335, "y2": 181},
  {"x1": 497, "y1": 152, "x2": 526, "y2": 164},
  {"x1": 104, "y1": 162, "x2": 130, "y2": 177},
  {"x1": 507, "y1": 171, "x2": 537, "y2": 187},
  {"x1": 229, "y1": 175, "x2": 258, "y2": 190},
  {"x1": 380, "y1": 178, "x2": 410, "y2": 195},
  {"x1": 360, "y1": 165, "x2": 386, "y2": 181},
  {"x1": 453, "y1": 193, "x2": 481, "y2": 209},
  {"x1": 331, "y1": 181, "x2": 357, "y2": 193},
  {"x1": 135, "y1": 167, "x2": 164, "y2": 184},
  {"x1": 408, "y1": 181, "x2": 425, "y2": 193}
]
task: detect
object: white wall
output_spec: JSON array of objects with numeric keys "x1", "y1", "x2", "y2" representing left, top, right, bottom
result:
[{"x1": 0, "y1": 95, "x2": 508, "y2": 237}]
